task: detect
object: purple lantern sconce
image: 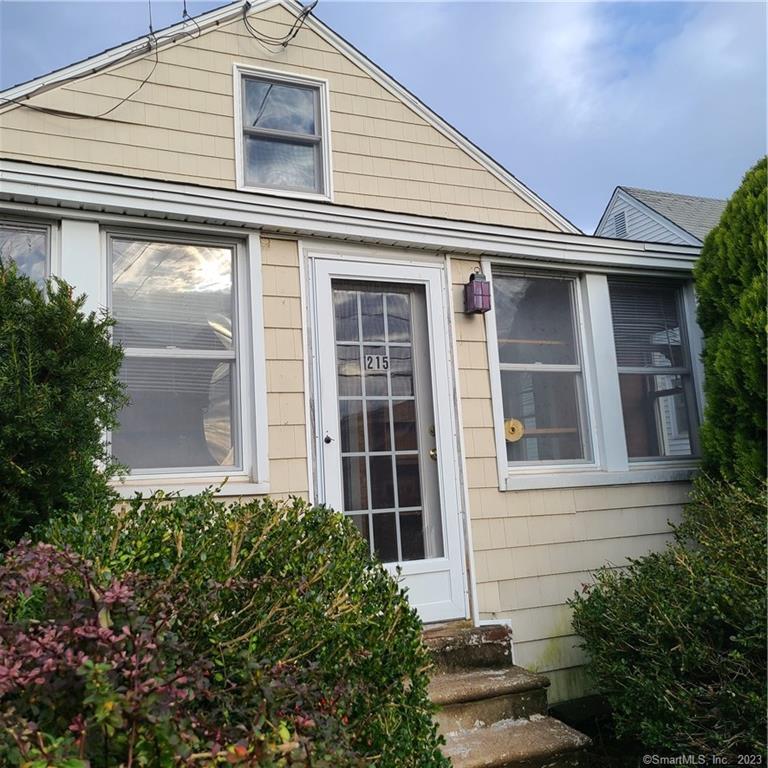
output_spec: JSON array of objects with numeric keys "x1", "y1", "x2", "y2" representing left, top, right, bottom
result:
[{"x1": 464, "y1": 268, "x2": 491, "y2": 314}]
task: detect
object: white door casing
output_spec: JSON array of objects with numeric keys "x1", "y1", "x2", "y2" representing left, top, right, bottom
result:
[{"x1": 308, "y1": 253, "x2": 467, "y2": 623}]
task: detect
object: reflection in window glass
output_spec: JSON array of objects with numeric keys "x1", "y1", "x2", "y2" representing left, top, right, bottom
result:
[
  {"x1": 112, "y1": 358, "x2": 235, "y2": 470},
  {"x1": 112, "y1": 239, "x2": 232, "y2": 350},
  {"x1": 0, "y1": 224, "x2": 47, "y2": 286},
  {"x1": 244, "y1": 80, "x2": 315, "y2": 134},
  {"x1": 618, "y1": 374, "x2": 692, "y2": 459},
  {"x1": 492, "y1": 272, "x2": 591, "y2": 464},
  {"x1": 244, "y1": 137, "x2": 317, "y2": 192},
  {"x1": 242, "y1": 75, "x2": 323, "y2": 194},
  {"x1": 110, "y1": 237, "x2": 239, "y2": 473}
]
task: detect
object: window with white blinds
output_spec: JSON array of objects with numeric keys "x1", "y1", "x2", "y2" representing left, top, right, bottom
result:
[
  {"x1": 109, "y1": 235, "x2": 240, "y2": 474},
  {"x1": 609, "y1": 280, "x2": 697, "y2": 460}
]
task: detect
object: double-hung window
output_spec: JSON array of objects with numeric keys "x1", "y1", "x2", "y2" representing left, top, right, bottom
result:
[
  {"x1": 109, "y1": 234, "x2": 241, "y2": 475},
  {"x1": 609, "y1": 279, "x2": 697, "y2": 460},
  {"x1": 0, "y1": 221, "x2": 49, "y2": 286},
  {"x1": 488, "y1": 265, "x2": 701, "y2": 490},
  {"x1": 237, "y1": 68, "x2": 330, "y2": 198},
  {"x1": 492, "y1": 272, "x2": 592, "y2": 465}
]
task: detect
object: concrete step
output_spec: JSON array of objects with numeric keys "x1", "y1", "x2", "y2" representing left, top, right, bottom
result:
[
  {"x1": 424, "y1": 622, "x2": 513, "y2": 672},
  {"x1": 430, "y1": 667, "x2": 550, "y2": 733},
  {"x1": 441, "y1": 714, "x2": 591, "y2": 768}
]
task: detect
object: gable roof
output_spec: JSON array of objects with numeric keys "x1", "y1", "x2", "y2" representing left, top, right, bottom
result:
[
  {"x1": 620, "y1": 186, "x2": 727, "y2": 243},
  {"x1": 0, "y1": 0, "x2": 579, "y2": 234}
]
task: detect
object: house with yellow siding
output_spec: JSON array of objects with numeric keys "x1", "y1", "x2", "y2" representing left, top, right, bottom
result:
[{"x1": 0, "y1": 0, "x2": 703, "y2": 705}]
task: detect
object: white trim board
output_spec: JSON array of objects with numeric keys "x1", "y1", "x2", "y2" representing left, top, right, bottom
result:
[
  {"x1": 0, "y1": 161, "x2": 700, "y2": 272},
  {"x1": 0, "y1": 0, "x2": 577, "y2": 235}
]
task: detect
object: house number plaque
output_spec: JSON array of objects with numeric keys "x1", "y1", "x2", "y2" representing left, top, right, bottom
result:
[{"x1": 364, "y1": 354, "x2": 389, "y2": 371}]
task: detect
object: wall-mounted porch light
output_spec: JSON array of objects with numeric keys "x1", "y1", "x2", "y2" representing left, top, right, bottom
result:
[{"x1": 464, "y1": 268, "x2": 491, "y2": 314}]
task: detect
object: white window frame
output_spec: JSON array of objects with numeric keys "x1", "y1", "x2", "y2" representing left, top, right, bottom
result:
[
  {"x1": 483, "y1": 257, "x2": 702, "y2": 491},
  {"x1": 106, "y1": 228, "x2": 269, "y2": 496},
  {"x1": 0, "y1": 218, "x2": 55, "y2": 281},
  {"x1": 233, "y1": 64, "x2": 333, "y2": 202}
]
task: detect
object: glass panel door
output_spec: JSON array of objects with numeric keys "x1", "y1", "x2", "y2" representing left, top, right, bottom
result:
[{"x1": 332, "y1": 281, "x2": 444, "y2": 562}]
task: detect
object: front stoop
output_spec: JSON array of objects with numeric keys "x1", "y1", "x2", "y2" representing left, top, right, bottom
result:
[{"x1": 425, "y1": 624, "x2": 590, "y2": 768}]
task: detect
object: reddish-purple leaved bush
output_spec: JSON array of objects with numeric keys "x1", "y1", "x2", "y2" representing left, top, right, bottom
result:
[
  {"x1": 0, "y1": 541, "x2": 211, "y2": 764},
  {"x1": 0, "y1": 541, "x2": 364, "y2": 767}
]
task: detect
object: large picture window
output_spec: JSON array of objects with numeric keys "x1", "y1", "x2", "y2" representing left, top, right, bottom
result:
[
  {"x1": 492, "y1": 272, "x2": 592, "y2": 464},
  {"x1": 0, "y1": 221, "x2": 48, "y2": 285},
  {"x1": 110, "y1": 235, "x2": 240, "y2": 474},
  {"x1": 609, "y1": 279, "x2": 697, "y2": 460},
  {"x1": 237, "y1": 68, "x2": 330, "y2": 197}
]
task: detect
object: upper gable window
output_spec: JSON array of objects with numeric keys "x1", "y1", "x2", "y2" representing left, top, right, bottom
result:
[{"x1": 236, "y1": 68, "x2": 331, "y2": 199}]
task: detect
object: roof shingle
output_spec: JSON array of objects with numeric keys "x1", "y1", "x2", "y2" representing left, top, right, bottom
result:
[{"x1": 621, "y1": 187, "x2": 727, "y2": 243}]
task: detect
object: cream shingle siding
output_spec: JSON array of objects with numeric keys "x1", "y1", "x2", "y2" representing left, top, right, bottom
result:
[
  {"x1": 0, "y1": 4, "x2": 557, "y2": 231},
  {"x1": 450, "y1": 255, "x2": 688, "y2": 703},
  {"x1": 262, "y1": 237, "x2": 309, "y2": 498}
]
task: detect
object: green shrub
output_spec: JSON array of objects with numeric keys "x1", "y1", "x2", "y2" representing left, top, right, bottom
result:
[
  {"x1": 0, "y1": 540, "x2": 364, "y2": 767},
  {"x1": 694, "y1": 157, "x2": 767, "y2": 486},
  {"x1": 44, "y1": 492, "x2": 449, "y2": 768},
  {"x1": 0, "y1": 262, "x2": 126, "y2": 544},
  {"x1": 571, "y1": 478, "x2": 767, "y2": 758}
]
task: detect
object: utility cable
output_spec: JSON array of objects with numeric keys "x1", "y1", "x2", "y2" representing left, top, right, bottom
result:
[
  {"x1": 182, "y1": 0, "x2": 202, "y2": 39},
  {"x1": 0, "y1": 0, "x2": 317, "y2": 121},
  {"x1": 0, "y1": 36, "x2": 158, "y2": 120},
  {"x1": 242, "y1": 0, "x2": 317, "y2": 52}
]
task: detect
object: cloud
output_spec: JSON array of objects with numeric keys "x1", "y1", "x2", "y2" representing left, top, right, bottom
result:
[{"x1": 419, "y1": 1, "x2": 767, "y2": 230}]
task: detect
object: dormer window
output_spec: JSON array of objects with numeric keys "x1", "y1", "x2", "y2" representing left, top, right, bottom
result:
[{"x1": 235, "y1": 67, "x2": 331, "y2": 199}]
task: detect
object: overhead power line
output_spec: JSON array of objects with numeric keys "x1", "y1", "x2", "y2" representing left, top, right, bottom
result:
[
  {"x1": 242, "y1": 0, "x2": 317, "y2": 53},
  {"x1": 0, "y1": 1, "x2": 318, "y2": 122},
  {"x1": 0, "y1": 37, "x2": 159, "y2": 121}
]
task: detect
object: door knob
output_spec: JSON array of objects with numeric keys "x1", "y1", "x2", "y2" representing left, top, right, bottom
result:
[
  {"x1": 324, "y1": 434, "x2": 334, "y2": 444},
  {"x1": 429, "y1": 447, "x2": 438, "y2": 461}
]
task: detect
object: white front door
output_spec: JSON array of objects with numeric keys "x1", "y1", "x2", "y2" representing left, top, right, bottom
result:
[{"x1": 310, "y1": 255, "x2": 466, "y2": 623}]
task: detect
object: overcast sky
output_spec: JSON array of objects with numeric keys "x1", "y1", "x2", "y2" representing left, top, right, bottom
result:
[{"x1": 1, "y1": 1, "x2": 765, "y2": 232}]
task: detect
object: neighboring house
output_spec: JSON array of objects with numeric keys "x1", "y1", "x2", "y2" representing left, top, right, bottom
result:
[
  {"x1": 595, "y1": 186, "x2": 727, "y2": 245},
  {"x1": 0, "y1": 0, "x2": 705, "y2": 703}
]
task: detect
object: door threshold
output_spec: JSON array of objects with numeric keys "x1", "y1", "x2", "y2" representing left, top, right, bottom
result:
[{"x1": 422, "y1": 619, "x2": 473, "y2": 637}]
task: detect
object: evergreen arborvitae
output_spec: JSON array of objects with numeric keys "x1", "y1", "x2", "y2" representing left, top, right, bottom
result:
[
  {"x1": 694, "y1": 157, "x2": 767, "y2": 487},
  {"x1": 0, "y1": 262, "x2": 127, "y2": 543}
]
